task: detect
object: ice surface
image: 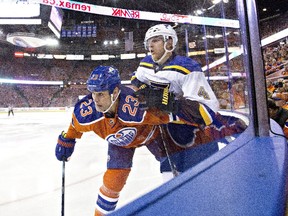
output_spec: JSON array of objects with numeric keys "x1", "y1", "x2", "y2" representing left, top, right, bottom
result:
[{"x1": 0, "y1": 111, "x2": 163, "y2": 216}]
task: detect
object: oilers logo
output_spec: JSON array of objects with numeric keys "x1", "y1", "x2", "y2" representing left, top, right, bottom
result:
[{"x1": 106, "y1": 128, "x2": 137, "y2": 146}]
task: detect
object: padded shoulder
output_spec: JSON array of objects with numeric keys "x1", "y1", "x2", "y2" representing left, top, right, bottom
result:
[
  {"x1": 165, "y1": 55, "x2": 203, "y2": 73},
  {"x1": 117, "y1": 86, "x2": 147, "y2": 123},
  {"x1": 73, "y1": 93, "x2": 104, "y2": 125}
]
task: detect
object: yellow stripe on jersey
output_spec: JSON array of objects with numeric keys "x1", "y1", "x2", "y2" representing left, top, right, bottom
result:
[
  {"x1": 199, "y1": 104, "x2": 213, "y2": 125},
  {"x1": 140, "y1": 62, "x2": 154, "y2": 68},
  {"x1": 163, "y1": 65, "x2": 191, "y2": 75}
]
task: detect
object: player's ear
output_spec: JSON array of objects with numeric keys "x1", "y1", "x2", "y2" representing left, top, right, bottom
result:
[
  {"x1": 112, "y1": 87, "x2": 120, "y2": 99},
  {"x1": 165, "y1": 37, "x2": 173, "y2": 50}
]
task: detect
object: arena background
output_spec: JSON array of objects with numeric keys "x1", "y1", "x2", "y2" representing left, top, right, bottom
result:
[{"x1": 0, "y1": 1, "x2": 288, "y2": 216}]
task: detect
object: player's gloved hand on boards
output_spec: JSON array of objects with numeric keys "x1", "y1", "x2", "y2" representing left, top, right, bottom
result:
[
  {"x1": 55, "y1": 131, "x2": 76, "y2": 161},
  {"x1": 135, "y1": 86, "x2": 178, "y2": 113}
]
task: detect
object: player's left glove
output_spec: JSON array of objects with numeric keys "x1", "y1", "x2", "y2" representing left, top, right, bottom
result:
[
  {"x1": 135, "y1": 86, "x2": 178, "y2": 113},
  {"x1": 55, "y1": 131, "x2": 76, "y2": 161}
]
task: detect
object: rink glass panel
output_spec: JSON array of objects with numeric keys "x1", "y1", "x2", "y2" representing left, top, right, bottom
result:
[{"x1": 0, "y1": 1, "x2": 254, "y2": 167}]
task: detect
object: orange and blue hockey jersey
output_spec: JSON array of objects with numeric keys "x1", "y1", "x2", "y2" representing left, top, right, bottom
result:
[
  {"x1": 64, "y1": 84, "x2": 246, "y2": 215},
  {"x1": 65, "y1": 85, "x2": 174, "y2": 148},
  {"x1": 64, "y1": 85, "x2": 177, "y2": 215}
]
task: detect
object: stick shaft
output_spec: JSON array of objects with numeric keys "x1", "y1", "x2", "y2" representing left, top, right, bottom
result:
[
  {"x1": 61, "y1": 160, "x2": 65, "y2": 216},
  {"x1": 159, "y1": 125, "x2": 179, "y2": 177}
]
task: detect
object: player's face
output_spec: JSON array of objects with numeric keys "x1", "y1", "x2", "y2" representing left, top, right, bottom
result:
[
  {"x1": 146, "y1": 36, "x2": 165, "y2": 61},
  {"x1": 92, "y1": 90, "x2": 112, "y2": 112}
]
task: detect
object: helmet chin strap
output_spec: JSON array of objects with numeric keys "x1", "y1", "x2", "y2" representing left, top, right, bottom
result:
[
  {"x1": 103, "y1": 90, "x2": 121, "y2": 114},
  {"x1": 152, "y1": 41, "x2": 175, "y2": 64}
]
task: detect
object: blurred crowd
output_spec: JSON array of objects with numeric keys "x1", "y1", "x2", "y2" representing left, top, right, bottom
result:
[
  {"x1": 1, "y1": 11, "x2": 287, "y2": 109},
  {"x1": 0, "y1": 58, "x2": 140, "y2": 108},
  {"x1": 0, "y1": 56, "x2": 247, "y2": 109}
]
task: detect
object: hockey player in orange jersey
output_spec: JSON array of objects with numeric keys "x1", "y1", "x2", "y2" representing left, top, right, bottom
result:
[
  {"x1": 55, "y1": 65, "x2": 246, "y2": 215},
  {"x1": 55, "y1": 65, "x2": 182, "y2": 215}
]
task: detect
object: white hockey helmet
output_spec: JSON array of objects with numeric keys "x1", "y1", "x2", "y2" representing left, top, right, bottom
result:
[{"x1": 144, "y1": 24, "x2": 178, "y2": 50}]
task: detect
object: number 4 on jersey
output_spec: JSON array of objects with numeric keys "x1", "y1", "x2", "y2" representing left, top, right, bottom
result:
[{"x1": 198, "y1": 86, "x2": 210, "y2": 100}]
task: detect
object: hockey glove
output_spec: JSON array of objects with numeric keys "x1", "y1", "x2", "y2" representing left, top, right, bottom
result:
[
  {"x1": 55, "y1": 131, "x2": 76, "y2": 161},
  {"x1": 135, "y1": 86, "x2": 178, "y2": 113}
]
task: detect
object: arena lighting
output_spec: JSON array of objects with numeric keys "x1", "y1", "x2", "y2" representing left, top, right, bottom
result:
[
  {"x1": 66, "y1": 54, "x2": 84, "y2": 60},
  {"x1": 45, "y1": 38, "x2": 59, "y2": 46},
  {"x1": 0, "y1": 1, "x2": 41, "y2": 24},
  {"x1": 53, "y1": 54, "x2": 66, "y2": 59},
  {"x1": 261, "y1": 27, "x2": 288, "y2": 47},
  {"x1": 37, "y1": 54, "x2": 53, "y2": 59},
  {"x1": 91, "y1": 55, "x2": 109, "y2": 60},
  {"x1": 14, "y1": 52, "x2": 24, "y2": 58},
  {"x1": 214, "y1": 46, "x2": 240, "y2": 54},
  {"x1": 104, "y1": 40, "x2": 119, "y2": 45},
  {"x1": 0, "y1": 2, "x2": 40, "y2": 18},
  {"x1": 137, "y1": 53, "x2": 147, "y2": 58},
  {"x1": 0, "y1": 19, "x2": 41, "y2": 24},
  {"x1": 120, "y1": 53, "x2": 136, "y2": 60},
  {"x1": 196, "y1": 10, "x2": 203, "y2": 15},
  {"x1": 0, "y1": 78, "x2": 63, "y2": 85},
  {"x1": 206, "y1": 73, "x2": 243, "y2": 81},
  {"x1": 7, "y1": 32, "x2": 47, "y2": 48}
]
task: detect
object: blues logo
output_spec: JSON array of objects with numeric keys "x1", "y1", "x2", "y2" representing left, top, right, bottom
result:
[{"x1": 106, "y1": 128, "x2": 137, "y2": 146}]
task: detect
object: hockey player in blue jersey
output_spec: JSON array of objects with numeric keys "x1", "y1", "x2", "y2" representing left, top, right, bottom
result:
[{"x1": 131, "y1": 24, "x2": 247, "y2": 174}]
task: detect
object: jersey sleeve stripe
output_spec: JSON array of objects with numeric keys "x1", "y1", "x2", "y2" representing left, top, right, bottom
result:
[
  {"x1": 139, "y1": 62, "x2": 154, "y2": 68},
  {"x1": 199, "y1": 104, "x2": 213, "y2": 125},
  {"x1": 163, "y1": 65, "x2": 191, "y2": 75}
]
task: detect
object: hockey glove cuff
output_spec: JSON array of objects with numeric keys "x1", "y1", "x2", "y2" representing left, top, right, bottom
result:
[{"x1": 55, "y1": 131, "x2": 76, "y2": 161}]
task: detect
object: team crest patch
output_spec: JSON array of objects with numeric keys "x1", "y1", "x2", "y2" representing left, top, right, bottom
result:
[{"x1": 106, "y1": 128, "x2": 137, "y2": 146}]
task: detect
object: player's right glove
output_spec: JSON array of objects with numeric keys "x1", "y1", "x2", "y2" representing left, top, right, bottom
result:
[
  {"x1": 135, "y1": 86, "x2": 178, "y2": 113},
  {"x1": 55, "y1": 131, "x2": 76, "y2": 161}
]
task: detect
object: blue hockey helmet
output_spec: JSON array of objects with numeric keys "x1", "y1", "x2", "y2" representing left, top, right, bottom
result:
[{"x1": 87, "y1": 66, "x2": 121, "y2": 94}]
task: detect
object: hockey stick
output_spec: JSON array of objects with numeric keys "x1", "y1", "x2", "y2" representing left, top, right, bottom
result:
[
  {"x1": 159, "y1": 125, "x2": 179, "y2": 177},
  {"x1": 61, "y1": 159, "x2": 65, "y2": 216}
]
